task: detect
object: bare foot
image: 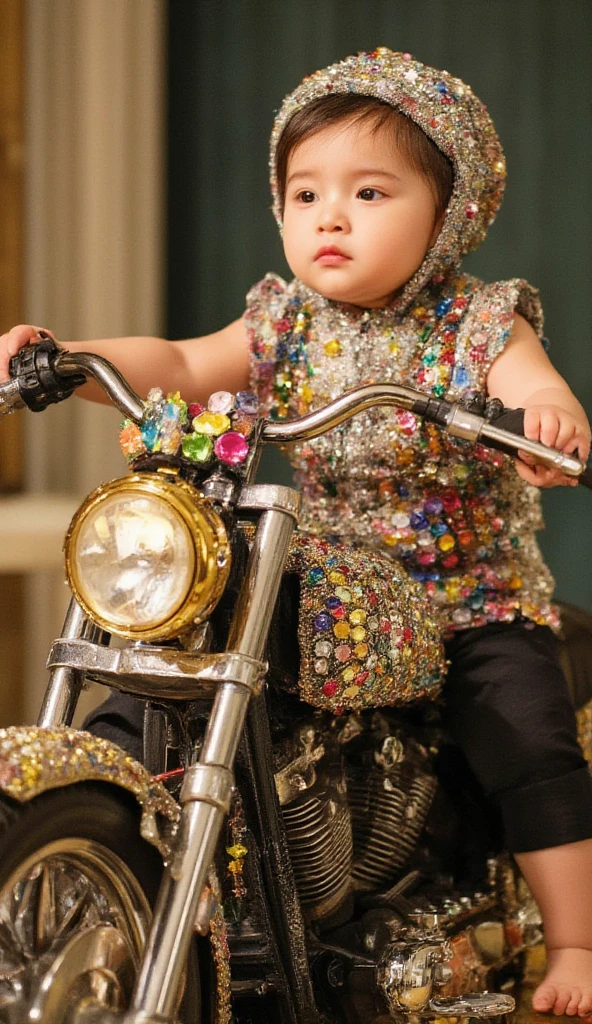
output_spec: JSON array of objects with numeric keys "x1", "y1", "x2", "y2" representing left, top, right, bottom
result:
[{"x1": 533, "y1": 948, "x2": 592, "y2": 1016}]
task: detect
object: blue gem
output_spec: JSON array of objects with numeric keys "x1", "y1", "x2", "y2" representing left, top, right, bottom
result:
[
  {"x1": 307, "y1": 567, "x2": 324, "y2": 585},
  {"x1": 410, "y1": 512, "x2": 429, "y2": 530},
  {"x1": 398, "y1": 485, "x2": 410, "y2": 498},
  {"x1": 326, "y1": 596, "x2": 342, "y2": 610},
  {"x1": 453, "y1": 366, "x2": 470, "y2": 387},
  {"x1": 424, "y1": 497, "x2": 444, "y2": 515},
  {"x1": 236, "y1": 390, "x2": 259, "y2": 415},
  {"x1": 435, "y1": 297, "x2": 453, "y2": 318},
  {"x1": 314, "y1": 612, "x2": 331, "y2": 631},
  {"x1": 431, "y1": 521, "x2": 448, "y2": 537}
]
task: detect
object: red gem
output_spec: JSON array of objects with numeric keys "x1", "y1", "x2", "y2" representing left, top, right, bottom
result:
[
  {"x1": 368, "y1": 591, "x2": 378, "y2": 606},
  {"x1": 442, "y1": 554, "x2": 459, "y2": 568},
  {"x1": 354, "y1": 671, "x2": 370, "y2": 686},
  {"x1": 322, "y1": 680, "x2": 338, "y2": 697},
  {"x1": 403, "y1": 627, "x2": 414, "y2": 642},
  {"x1": 331, "y1": 605, "x2": 346, "y2": 620},
  {"x1": 441, "y1": 489, "x2": 462, "y2": 513},
  {"x1": 380, "y1": 619, "x2": 392, "y2": 633}
]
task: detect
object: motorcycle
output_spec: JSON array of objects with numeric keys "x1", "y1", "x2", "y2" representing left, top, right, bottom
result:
[{"x1": 0, "y1": 335, "x2": 591, "y2": 1024}]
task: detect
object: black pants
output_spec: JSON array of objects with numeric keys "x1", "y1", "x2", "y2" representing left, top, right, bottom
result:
[
  {"x1": 443, "y1": 619, "x2": 592, "y2": 853},
  {"x1": 84, "y1": 619, "x2": 592, "y2": 856}
]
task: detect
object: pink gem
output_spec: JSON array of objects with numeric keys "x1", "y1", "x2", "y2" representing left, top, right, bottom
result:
[
  {"x1": 335, "y1": 645, "x2": 351, "y2": 663},
  {"x1": 208, "y1": 391, "x2": 234, "y2": 415},
  {"x1": 214, "y1": 431, "x2": 249, "y2": 466}
]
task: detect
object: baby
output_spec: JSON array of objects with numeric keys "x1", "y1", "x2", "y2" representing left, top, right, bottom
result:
[{"x1": 2, "y1": 49, "x2": 591, "y2": 1015}]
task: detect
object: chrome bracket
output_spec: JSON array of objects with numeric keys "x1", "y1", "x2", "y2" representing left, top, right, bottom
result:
[
  {"x1": 179, "y1": 763, "x2": 234, "y2": 811},
  {"x1": 46, "y1": 639, "x2": 267, "y2": 700}
]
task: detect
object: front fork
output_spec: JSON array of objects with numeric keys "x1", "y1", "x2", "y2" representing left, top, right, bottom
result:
[{"x1": 127, "y1": 499, "x2": 297, "y2": 1022}]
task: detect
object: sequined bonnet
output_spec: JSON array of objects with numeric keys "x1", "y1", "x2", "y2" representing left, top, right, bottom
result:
[{"x1": 270, "y1": 48, "x2": 506, "y2": 308}]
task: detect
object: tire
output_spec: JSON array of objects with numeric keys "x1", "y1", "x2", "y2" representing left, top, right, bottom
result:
[{"x1": 0, "y1": 782, "x2": 205, "y2": 1023}]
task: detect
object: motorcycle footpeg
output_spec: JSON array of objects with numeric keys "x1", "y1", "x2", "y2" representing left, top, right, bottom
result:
[{"x1": 428, "y1": 992, "x2": 516, "y2": 1018}]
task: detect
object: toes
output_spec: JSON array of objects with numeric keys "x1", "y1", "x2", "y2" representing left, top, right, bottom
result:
[
  {"x1": 566, "y1": 989, "x2": 583, "y2": 1015},
  {"x1": 555, "y1": 988, "x2": 574, "y2": 1016},
  {"x1": 578, "y1": 988, "x2": 592, "y2": 1016},
  {"x1": 533, "y1": 983, "x2": 557, "y2": 1012}
]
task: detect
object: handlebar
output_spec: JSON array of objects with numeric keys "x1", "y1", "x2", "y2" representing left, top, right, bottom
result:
[{"x1": 2, "y1": 341, "x2": 591, "y2": 488}]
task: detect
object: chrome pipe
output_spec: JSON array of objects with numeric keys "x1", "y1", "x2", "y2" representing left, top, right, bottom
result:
[
  {"x1": 261, "y1": 382, "x2": 420, "y2": 444},
  {"x1": 37, "y1": 599, "x2": 90, "y2": 727},
  {"x1": 56, "y1": 351, "x2": 145, "y2": 422},
  {"x1": 131, "y1": 505, "x2": 296, "y2": 1018}
]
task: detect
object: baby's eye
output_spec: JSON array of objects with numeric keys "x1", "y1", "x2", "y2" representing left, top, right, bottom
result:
[
  {"x1": 358, "y1": 187, "x2": 383, "y2": 201},
  {"x1": 296, "y1": 190, "x2": 316, "y2": 204}
]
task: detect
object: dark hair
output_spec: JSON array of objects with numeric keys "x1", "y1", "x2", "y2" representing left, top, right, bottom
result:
[{"x1": 275, "y1": 93, "x2": 454, "y2": 216}]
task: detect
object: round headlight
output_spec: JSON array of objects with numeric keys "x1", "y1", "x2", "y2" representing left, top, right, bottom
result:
[{"x1": 64, "y1": 472, "x2": 230, "y2": 640}]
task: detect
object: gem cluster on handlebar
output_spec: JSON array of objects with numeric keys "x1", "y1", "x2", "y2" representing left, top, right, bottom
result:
[{"x1": 119, "y1": 387, "x2": 260, "y2": 476}]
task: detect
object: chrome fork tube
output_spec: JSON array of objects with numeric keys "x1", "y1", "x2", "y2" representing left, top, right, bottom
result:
[
  {"x1": 130, "y1": 505, "x2": 296, "y2": 1020},
  {"x1": 37, "y1": 598, "x2": 96, "y2": 727}
]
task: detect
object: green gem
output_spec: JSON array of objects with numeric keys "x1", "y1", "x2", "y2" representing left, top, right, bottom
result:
[
  {"x1": 181, "y1": 432, "x2": 213, "y2": 463},
  {"x1": 433, "y1": 385, "x2": 446, "y2": 398},
  {"x1": 422, "y1": 350, "x2": 437, "y2": 366},
  {"x1": 419, "y1": 325, "x2": 433, "y2": 342}
]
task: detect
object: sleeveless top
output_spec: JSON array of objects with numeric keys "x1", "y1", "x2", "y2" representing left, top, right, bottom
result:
[{"x1": 245, "y1": 271, "x2": 558, "y2": 637}]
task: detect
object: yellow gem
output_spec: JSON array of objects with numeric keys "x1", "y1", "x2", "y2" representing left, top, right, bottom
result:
[
  {"x1": 454, "y1": 465, "x2": 470, "y2": 482},
  {"x1": 300, "y1": 383, "x2": 313, "y2": 403},
  {"x1": 226, "y1": 843, "x2": 248, "y2": 860},
  {"x1": 354, "y1": 642, "x2": 369, "y2": 658},
  {"x1": 351, "y1": 626, "x2": 366, "y2": 643},
  {"x1": 383, "y1": 533, "x2": 398, "y2": 546},
  {"x1": 324, "y1": 339, "x2": 342, "y2": 357},
  {"x1": 334, "y1": 621, "x2": 350, "y2": 640},
  {"x1": 349, "y1": 609, "x2": 367, "y2": 625},
  {"x1": 445, "y1": 580, "x2": 461, "y2": 601},
  {"x1": 227, "y1": 860, "x2": 243, "y2": 875},
  {"x1": 329, "y1": 571, "x2": 347, "y2": 585},
  {"x1": 509, "y1": 575, "x2": 523, "y2": 590},
  {"x1": 389, "y1": 342, "x2": 399, "y2": 355},
  {"x1": 192, "y1": 412, "x2": 230, "y2": 436},
  {"x1": 438, "y1": 534, "x2": 455, "y2": 551},
  {"x1": 344, "y1": 685, "x2": 360, "y2": 698}
]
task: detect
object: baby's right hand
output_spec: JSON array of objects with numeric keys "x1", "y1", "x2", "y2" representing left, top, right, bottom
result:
[{"x1": 0, "y1": 325, "x2": 56, "y2": 380}]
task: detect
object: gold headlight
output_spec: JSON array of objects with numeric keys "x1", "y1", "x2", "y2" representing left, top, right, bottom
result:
[{"x1": 64, "y1": 471, "x2": 230, "y2": 640}]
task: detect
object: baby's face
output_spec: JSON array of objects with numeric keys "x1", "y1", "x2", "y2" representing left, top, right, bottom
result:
[{"x1": 282, "y1": 119, "x2": 442, "y2": 308}]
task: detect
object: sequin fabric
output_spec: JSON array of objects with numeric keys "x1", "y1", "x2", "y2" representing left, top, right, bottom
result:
[
  {"x1": 270, "y1": 48, "x2": 506, "y2": 312},
  {"x1": 247, "y1": 272, "x2": 559, "y2": 637},
  {"x1": 286, "y1": 531, "x2": 445, "y2": 711},
  {"x1": 0, "y1": 726, "x2": 180, "y2": 858}
]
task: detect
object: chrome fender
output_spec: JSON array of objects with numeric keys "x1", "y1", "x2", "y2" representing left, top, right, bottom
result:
[{"x1": 0, "y1": 725, "x2": 179, "y2": 859}]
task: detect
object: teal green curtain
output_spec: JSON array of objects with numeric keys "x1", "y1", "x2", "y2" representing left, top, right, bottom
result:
[{"x1": 167, "y1": 0, "x2": 592, "y2": 610}]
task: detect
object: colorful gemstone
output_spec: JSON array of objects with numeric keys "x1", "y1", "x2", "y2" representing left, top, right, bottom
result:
[
  {"x1": 192, "y1": 412, "x2": 230, "y2": 436},
  {"x1": 208, "y1": 391, "x2": 234, "y2": 415},
  {"x1": 214, "y1": 431, "x2": 249, "y2": 466},
  {"x1": 181, "y1": 433, "x2": 213, "y2": 463},
  {"x1": 314, "y1": 612, "x2": 331, "y2": 631}
]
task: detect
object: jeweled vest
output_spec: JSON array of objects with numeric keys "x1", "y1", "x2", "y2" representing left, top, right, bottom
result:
[{"x1": 246, "y1": 271, "x2": 558, "y2": 635}]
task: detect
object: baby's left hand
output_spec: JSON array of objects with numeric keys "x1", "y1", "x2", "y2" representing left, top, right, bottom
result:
[{"x1": 515, "y1": 405, "x2": 591, "y2": 488}]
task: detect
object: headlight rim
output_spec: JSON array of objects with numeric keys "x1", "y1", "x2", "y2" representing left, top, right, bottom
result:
[{"x1": 64, "y1": 471, "x2": 230, "y2": 641}]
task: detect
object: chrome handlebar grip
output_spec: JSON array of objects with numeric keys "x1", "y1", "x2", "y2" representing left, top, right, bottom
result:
[{"x1": 55, "y1": 351, "x2": 146, "y2": 422}]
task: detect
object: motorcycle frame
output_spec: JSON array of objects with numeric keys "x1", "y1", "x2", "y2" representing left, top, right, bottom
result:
[{"x1": 35, "y1": 482, "x2": 322, "y2": 1024}]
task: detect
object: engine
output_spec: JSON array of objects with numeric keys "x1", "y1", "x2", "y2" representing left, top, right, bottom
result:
[{"x1": 274, "y1": 712, "x2": 437, "y2": 927}]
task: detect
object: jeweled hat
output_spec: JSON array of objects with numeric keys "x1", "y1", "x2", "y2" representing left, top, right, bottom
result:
[{"x1": 270, "y1": 48, "x2": 506, "y2": 307}]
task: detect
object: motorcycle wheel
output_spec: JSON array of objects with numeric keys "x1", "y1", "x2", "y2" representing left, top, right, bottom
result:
[{"x1": 0, "y1": 781, "x2": 205, "y2": 1023}]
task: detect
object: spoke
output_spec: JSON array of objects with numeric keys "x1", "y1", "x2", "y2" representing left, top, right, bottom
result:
[{"x1": 35, "y1": 861, "x2": 56, "y2": 954}]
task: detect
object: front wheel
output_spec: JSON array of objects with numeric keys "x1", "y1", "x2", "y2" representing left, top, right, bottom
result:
[{"x1": 0, "y1": 782, "x2": 203, "y2": 1022}]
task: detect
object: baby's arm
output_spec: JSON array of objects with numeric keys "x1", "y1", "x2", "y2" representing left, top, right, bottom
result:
[
  {"x1": 0, "y1": 318, "x2": 251, "y2": 406},
  {"x1": 486, "y1": 313, "x2": 590, "y2": 487}
]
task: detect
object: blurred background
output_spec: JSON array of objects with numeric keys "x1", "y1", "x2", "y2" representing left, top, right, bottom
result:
[{"x1": 0, "y1": 0, "x2": 591, "y2": 725}]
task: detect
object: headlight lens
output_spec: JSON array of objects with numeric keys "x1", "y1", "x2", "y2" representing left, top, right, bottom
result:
[{"x1": 65, "y1": 473, "x2": 230, "y2": 640}]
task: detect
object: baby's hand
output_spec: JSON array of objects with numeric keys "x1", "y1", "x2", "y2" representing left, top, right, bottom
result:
[
  {"x1": 516, "y1": 404, "x2": 591, "y2": 488},
  {"x1": 0, "y1": 325, "x2": 56, "y2": 381}
]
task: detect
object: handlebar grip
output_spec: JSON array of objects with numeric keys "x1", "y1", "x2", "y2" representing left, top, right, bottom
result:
[
  {"x1": 486, "y1": 406, "x2": 592, "y2": 490},
  {"x1": 8, "y1": 337, "x2": 87, "y2": 412}
]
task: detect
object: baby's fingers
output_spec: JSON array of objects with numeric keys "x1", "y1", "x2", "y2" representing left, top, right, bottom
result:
[{"x1": 0, "y1": 325, "x2": 53, "y2": 380}]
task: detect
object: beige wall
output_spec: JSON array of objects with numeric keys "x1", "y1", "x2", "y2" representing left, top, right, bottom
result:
[{"x1": 0, "y1": 0, "x2": 166, "y2": 722}]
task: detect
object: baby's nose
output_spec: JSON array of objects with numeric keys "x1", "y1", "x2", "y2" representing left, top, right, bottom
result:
[{"x1": 318, "y1": 202, "x2": 349, "y2": 232}]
